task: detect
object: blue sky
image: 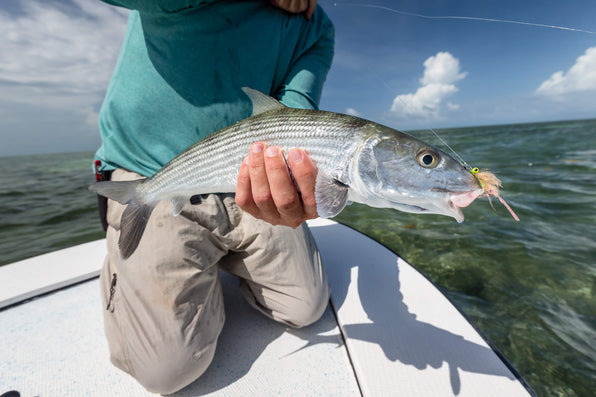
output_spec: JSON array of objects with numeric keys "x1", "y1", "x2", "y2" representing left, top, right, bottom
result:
[{"x1": 1, "y1": 0, "x2": 595, "y2": 156}]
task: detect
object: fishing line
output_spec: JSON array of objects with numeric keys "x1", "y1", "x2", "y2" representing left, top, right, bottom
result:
[
  {"x1": 393, "y1": 95, "x2": 472, "y2": 170},
  {"x1": 428, "y1": 127, "x2": 471, "y2": 170},
  {"x1": 334, "y1": 3, "x2": 596, "y2": 35}
]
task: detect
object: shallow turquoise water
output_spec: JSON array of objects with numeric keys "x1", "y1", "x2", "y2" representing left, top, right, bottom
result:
[{"x1": 1, "y1": 119, "x2": 595, "y2": 396}]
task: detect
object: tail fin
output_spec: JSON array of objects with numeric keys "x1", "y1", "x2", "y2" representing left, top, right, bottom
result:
[
  {"x1": 89, "y1": 180, "x2": 156, "y2": 259},
  {"x1": 89, "y1": 180, "x2": 140, "y2": 204}
]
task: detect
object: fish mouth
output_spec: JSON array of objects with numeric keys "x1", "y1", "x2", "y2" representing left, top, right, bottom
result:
[
  {"x1": 377, "y1": 188, "x2": 484, "y2": 222},
  {"x1": 448, "y1": 189, "x2": 484, "y2": 222}
]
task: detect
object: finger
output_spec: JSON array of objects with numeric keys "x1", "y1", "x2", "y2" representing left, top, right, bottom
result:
[
  {"x1": 290, "y1": 0, "x2": 308, "y2": 13},
  {"x1": 235, "y1": 156, "x2": 259, "y2": 216},
  {"x1": 306, "y1": 0, "x2": 317, "y2": 19},
  {"x1": 288, "y1": 148, "x2": 318, "y2": 218},
  {"x1": 271, "y1": 0, "x2": 292, "y2": 13},
  {"x1": 271, "y1": 0, "x2": 308, "y2": 14},
  {"x1": 264, "y1": 146, "x2": 304, "y2": 222},
  {"x1": 248, "y1": 142, "x2": 280, "y2": 220},
  {"x1": 298, "y1": 0, "x2": 310, "y2": 15}
]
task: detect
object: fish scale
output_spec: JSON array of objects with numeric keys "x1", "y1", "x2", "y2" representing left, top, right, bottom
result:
[{"x1": 141, "y1": 109, "x2": 363, "y2": 201}]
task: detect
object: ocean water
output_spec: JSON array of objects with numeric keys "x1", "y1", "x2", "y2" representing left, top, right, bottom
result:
[{"x1": 1, "y1": 119, "x2": 595, "y2": 396}]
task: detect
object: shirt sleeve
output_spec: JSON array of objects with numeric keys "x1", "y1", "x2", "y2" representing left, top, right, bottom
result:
[{"x1": 276, "y1": 7, "x2": 335, "y2": 110}]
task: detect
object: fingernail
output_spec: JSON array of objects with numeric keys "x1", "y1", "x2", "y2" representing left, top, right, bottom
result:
[
  {"x1": 265, "y1": 146, "x2": 278, "y2": 157},
  {"x1": 243, "y1": 156, "x2": 249, "y2": 165},
  {"x1": 251, "y1": 143, "x2": 264, "y2": 153},
  {"x1": 288, "y1": 148, "x2": 303, "y2": 164}
]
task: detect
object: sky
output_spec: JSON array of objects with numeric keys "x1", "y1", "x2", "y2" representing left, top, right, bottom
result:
[{"x1": 1, "y1": 0, "x2": 595, "y2": 156}]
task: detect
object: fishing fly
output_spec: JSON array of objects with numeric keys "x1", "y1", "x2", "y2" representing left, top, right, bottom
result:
[
  {"x1": 470, "y1": 167, "x2": 521, "y2": 221},
  {"x1": 431, "y1": 127, "x2": 521, "y2": 221}
]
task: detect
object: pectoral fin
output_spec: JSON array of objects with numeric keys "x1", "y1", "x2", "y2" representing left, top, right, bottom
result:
[
  {"x1": 315, "y1": 172, "x2": 350, "y2": 218},
  {"x1": 171, "y1": 197, "x2": 187, "y2": 216}
]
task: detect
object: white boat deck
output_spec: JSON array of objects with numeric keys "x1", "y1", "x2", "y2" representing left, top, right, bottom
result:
[{"x1": 0, "y1": 219, "x2": 535, "y2": 396}]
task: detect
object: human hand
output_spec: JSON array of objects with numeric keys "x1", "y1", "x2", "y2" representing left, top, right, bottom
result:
[
  {"x1": 270, "y1": 0, "x2": 317, "y2": 19},
  {"x1": 235, "y1": 142, "x2": 318, "y2": 228}
]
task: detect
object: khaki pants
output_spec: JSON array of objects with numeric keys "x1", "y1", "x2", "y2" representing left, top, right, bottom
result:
[{"x1": 100, "y1": 169, "x2": 329, "y2": 394}]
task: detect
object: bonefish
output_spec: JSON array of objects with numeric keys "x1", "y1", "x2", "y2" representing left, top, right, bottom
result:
[{"x1": 90, "y1": 88, "x2": 510, "y2": 259}]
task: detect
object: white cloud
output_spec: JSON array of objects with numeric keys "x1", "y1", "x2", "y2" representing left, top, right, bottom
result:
[
  {"x1": 0, "y1": 0, "x2": 127, "y2": 96},
  {"x1": 0, "y1": 0, "x2": 128, "y2": 156},
  {"x1": 345, "y1": 107, "x2": 361, "y2": 117},
  {"x1": 537, "y1": 47, "x2": 596, "y2": 96},
  {"x1": 390, "y1": 51, "x2": 466, "y2": 119},
  {"x1": 420, "y1": 51, "x2": 467, "y2": 86}
]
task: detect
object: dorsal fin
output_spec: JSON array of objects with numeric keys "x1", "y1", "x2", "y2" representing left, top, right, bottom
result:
[{"x1": 242, "y1": 87, "x2": 286, "y2": 116}]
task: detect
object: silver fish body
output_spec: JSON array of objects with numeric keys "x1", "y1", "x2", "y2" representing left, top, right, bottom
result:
[{"x1": 90, "y1": 88, "x2": 482, "y2": 258}]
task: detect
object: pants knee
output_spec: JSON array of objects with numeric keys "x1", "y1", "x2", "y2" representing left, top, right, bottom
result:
[
  {"x1": 281, "y1": 284, "x2": 330, "y2": 328},
  {"x1": 126, "y1": 342, "x2": 217, "y2": 395},
  {"x1": 294, "y1": 297, "x2": 329, "y2": 327},
  {"x1": 241, "y1": 278, "x2": 330, "y2": 328}
]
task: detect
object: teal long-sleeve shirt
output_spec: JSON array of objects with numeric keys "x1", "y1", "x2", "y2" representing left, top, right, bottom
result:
[{"x1": 95, "y1": 0, "x2": 335, "y2": 177}]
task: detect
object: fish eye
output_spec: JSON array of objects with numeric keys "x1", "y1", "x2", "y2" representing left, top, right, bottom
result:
[{"x1": 416, "y1": 149, "x2": 439, "y2": 168}]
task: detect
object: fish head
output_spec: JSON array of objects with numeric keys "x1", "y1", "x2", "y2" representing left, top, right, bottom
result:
[{"x1": 350, "y1": 128, "x2": 483, "y2": 222}]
